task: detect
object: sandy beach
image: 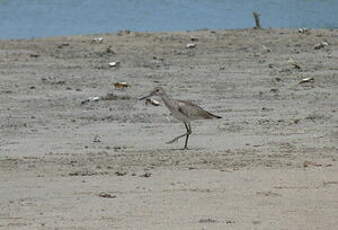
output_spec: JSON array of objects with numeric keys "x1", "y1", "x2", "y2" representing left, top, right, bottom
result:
[{"x1": 0, "y1": 29, "x2": 337, "y2": 229}]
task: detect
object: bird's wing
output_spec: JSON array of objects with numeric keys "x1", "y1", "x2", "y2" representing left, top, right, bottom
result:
[
  {"x1": 176, "y1": 100, "x2": 203, "y2": 117},
  {"x1": 176, "y1": 99, "x2": 221, "y2": 119}
]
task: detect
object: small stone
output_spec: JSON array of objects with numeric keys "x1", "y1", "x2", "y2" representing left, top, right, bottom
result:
[
  {"x1": 98, "y1": 192, "x2": 117, "y2": 199},
  {"x1": 115, "y1": 171, "x2": 127, "y2": 176},
  {"x1": 140, "y1": 172, "x2": 152, "y2": 178}
]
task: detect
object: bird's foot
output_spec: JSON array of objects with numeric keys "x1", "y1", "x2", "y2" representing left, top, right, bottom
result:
[
  {"x1": 166, "y1": 133, "x2": 188, "y2": 144},
  {"x1": 166, "y1": 138, "x2": 178, "y2": 144}
]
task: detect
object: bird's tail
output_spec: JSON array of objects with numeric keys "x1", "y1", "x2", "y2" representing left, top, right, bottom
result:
[{"x1": 207, "y1": 111, "x2": 222, "y2": 119}]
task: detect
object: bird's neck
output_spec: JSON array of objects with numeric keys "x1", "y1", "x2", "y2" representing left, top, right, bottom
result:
[{"x1": 159, "y1": 93, "x2": 173, "y2": 107}]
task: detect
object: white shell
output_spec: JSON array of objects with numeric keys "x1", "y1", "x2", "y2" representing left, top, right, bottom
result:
[
  {"x1": 298, "y1": 27, "x2": 309, "y2": 33},
  {"x1": 145, "y1": 98, "x2": 160, "y2": 106},
  {"x1": 89, "y1": 96, "x2": 100, "y2": 101},
  {"x1": 186, "y1": 43, "x2": 196, "y2": 48},
  {"x1": 109, "y1": 61, "x2": 120, "y2": 67},
  {"x1": 299, "y1": 77, "x2": 314, "y2": 84},
  {"x1": 93, "y1": 37, "x2": 104, "y2": 43},
  {"x1": 314, "y1": 41, "x2": 328, "y2": 49}
]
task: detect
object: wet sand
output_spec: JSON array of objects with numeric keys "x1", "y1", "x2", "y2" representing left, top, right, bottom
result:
[{"x1": 0, "y1": 29, "x2": 337, "y2": 229}]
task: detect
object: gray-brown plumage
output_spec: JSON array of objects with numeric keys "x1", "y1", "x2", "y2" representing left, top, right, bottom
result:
[{"x1": 139, "y1": 87, "x2": 221, "y2": 149}]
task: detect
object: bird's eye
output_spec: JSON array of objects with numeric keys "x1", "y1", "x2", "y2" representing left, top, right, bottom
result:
[{"x1": 156, "y1": 89, "x2": 159, "y2": 92}]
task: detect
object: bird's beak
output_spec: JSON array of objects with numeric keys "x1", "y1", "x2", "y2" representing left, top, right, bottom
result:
[{"x1": 138, "y1": 93, "x2": 152, "y2": 100}]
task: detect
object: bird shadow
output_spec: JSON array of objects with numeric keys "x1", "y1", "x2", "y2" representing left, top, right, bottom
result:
[{"x1": 160, "y1": 147, "x2": 205, "y2": 151}]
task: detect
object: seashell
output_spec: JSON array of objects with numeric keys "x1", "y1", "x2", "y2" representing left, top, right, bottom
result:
[
  {"x1": 81, "y1": 96, "x2": 100, "y2": 105},
  {"x1": 145, "y1": 98, "x2": 160, "y2": 106},
  {"x1": 287, "y1": 58, "x2": 301, "y2": 69},
  {"x1": 113, "y1": 82, "x2": 129, "y2": 88},
  {"x1": 109, "y1": 61, "x2": 120, "y2": 67},
  {"x1": 89, "y1": 96, "x2": 100, "y2": 101},
  {"x1": 186, "y1": 43, "x2": 196, "y2": 48},
  {"x1": 299, "y1": 77, "x2": 314, "y2": 84},
  {"x1": 314, "y1": 41, "x2": 328, "y2": 50},
  {"x1": 93, "y1": 37, "x2": 104, "y2": 43},
  {"x1": 298, "y1": 27, "x2": 309, "y2": 34}
]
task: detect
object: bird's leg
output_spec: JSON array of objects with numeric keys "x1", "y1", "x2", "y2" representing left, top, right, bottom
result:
[
  {"x1": 183, "y1": 122, "x2": 192, "y2": 150},
  {"x1": 166, "y1": 122, "x2": 191, "y2": 145}
]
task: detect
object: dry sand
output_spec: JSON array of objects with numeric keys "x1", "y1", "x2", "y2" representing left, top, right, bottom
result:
[{"x1": 0, "y1": 29, "x2": 337, "y2": 229}]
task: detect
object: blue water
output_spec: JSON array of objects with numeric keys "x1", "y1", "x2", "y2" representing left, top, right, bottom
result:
[{"x1": 0, "y1": 0, "x2": 337, "y2": 39}]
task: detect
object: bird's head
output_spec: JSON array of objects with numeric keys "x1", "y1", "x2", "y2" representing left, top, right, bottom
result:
[{"x1": 139, "y1": 87, "x2": 165, "y2": 100}]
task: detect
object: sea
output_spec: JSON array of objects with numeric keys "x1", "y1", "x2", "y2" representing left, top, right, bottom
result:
[{"x1": 0, "y1": 0, "x2": 337, "y2": 39}]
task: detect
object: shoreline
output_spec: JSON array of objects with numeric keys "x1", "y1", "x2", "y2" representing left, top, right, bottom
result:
[{"x1": 1, "y1": 27, "x2": 337, "y2": 41}]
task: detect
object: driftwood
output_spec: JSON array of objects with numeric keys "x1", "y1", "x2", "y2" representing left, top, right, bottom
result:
[{"x1": 252, "y1": 12, "x2": 262, "y2": 29}]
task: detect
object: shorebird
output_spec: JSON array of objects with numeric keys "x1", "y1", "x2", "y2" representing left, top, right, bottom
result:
[{"x1": 139, "y1": 87, "x2": 221, "y2": 149}]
